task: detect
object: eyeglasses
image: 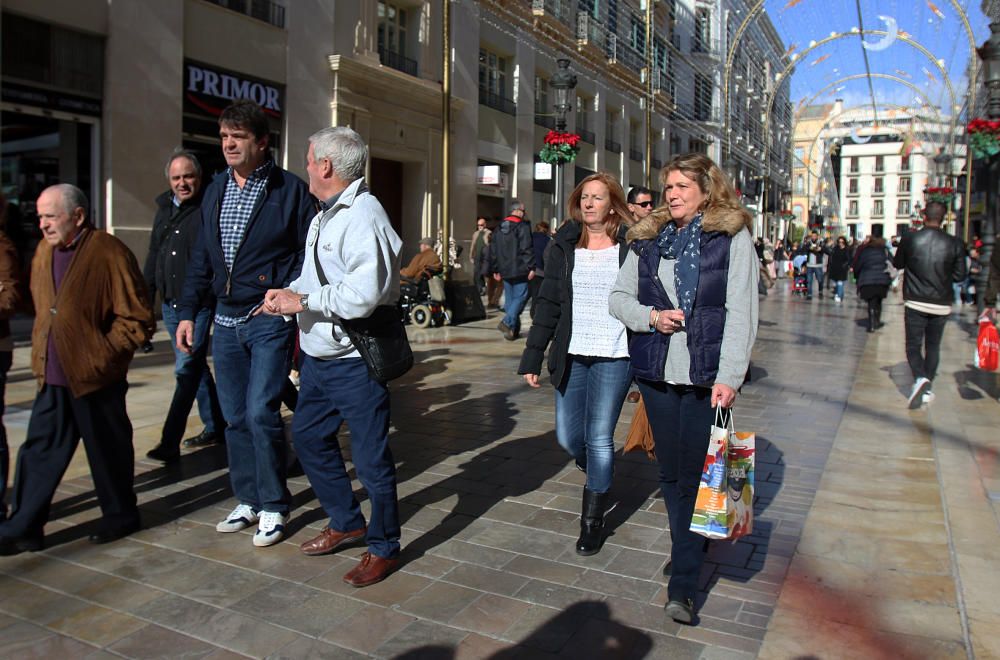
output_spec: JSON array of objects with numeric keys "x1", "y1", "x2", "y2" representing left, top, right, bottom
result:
[{"x1": 635, "y1": 201, "x2": 654, "y2": 208}]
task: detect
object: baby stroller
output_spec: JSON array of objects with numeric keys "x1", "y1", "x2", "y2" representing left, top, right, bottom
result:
[
  {"x1": 399, "y1": 268, "x2": 451, "y2": 328},
  {"x1": 790, "y1": 255, "x2": 808, "y2": 296}
]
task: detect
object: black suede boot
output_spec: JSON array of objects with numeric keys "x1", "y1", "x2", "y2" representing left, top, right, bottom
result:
[
  {"x1": 867, "y1": 302, "x2": 877, "y2": 333},
  {"x1": 874, "y1": 299, "x2": 885, "y2": 329},
  {"x1": 576, "y1": 488, "x2": 607, "y2": 556}
]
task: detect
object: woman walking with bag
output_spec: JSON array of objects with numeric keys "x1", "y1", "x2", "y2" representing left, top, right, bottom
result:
[
  {"x1": 518, "y1": 172, "x2": 632, "y2": 556},
  {"x1": 853, "y1": 235, "x2": 892, "y2": 332},
  {"x1": 609, "y1": 153, "x2": 758, "y2": 624}
]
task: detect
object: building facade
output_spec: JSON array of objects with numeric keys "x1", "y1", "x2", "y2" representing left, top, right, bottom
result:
[{"x1": 1, "y1": 0, "x2": 791, "y2": 271}]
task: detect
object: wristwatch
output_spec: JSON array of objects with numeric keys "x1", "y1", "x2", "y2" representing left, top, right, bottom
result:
[{"x1": 299, "y1": 294, "x2": 309, "y2": 311}]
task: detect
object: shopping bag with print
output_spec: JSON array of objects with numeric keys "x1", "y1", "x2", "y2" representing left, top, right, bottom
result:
[
  {"x1": 690, "y1": 407, "x2": 755, "y2": 540},
  {"x1": 976, "y1": 317, "x2": 999, "y2": 372}
]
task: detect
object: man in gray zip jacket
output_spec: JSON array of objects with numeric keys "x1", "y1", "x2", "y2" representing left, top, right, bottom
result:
[{"x1": 260, "y1": 126, "x2": 403, "y2": 588}]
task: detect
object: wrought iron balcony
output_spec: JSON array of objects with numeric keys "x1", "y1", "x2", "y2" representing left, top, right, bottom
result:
[
  {"x1": 379, "y1": 47, "x2": 417, "y2": 77},
  {"x1": 534, "y1": 113, "x2": 556, "y2": 129},
  {"x1": 605, "y1": 138, "x2": 621, "y2": 154},
  {"x1": 479, "y1": 89, "x2": 517, "y2": 116},
  {"x1": 577, "y1": 128, "x2": 595, "y2": 144},
  {"x1": 629, "y1": 148, "x2": 643, "y2": 162}
]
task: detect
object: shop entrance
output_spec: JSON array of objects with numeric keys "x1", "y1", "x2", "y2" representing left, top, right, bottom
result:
[{"x1": 1, "y1": 107, "x2": 98, "y2": 268}]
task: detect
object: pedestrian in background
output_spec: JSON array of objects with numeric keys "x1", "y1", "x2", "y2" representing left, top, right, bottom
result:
[
  {"x1": 489, "y1": 200, "x2": 535, "y2": 340},
  {"x1": 610, "y1": 153, "x2": 758, "y2": 625},
  {"x1": 853, "y1": 235, "x2": 892, "y2": 333},
  {"x1": 144, "y1": 149, "x2": 225, "y2": 463},
  {"x1": 828, "y1": 236, "x2": 851, "y2": 303},
  {"x1": 626, "y1": 185, "x2": 655, "y2": 226},
  {"x1": 470, "y1": 217, "x2": 490, "y2": 296},
  {"x1": 529, "y1": 220, "x2": 551, "y2": 319},
  {"x1": 519, "y1": 172, "x2": 632, "y2": 557},
  {"x1": 0, "y1": 194, "x2": 22, "y2": 523}
]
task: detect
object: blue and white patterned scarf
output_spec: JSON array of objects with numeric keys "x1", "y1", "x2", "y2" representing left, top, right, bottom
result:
[{"x1": 656, "y1": 213, "x2": 703, "y2": 318}]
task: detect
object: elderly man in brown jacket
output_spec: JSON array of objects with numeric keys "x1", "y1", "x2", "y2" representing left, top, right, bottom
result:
[{"x1": 0, "y1": 184, "x2": 153, "y2": 555}]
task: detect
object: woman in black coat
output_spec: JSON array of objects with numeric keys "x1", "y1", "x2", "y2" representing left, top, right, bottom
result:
[
  {"x1": 828, "y1": 236, "x2": 851, "y2": 302},
  {"x1": 852, "y1": 236, "x2": 892, "y2": 332}
]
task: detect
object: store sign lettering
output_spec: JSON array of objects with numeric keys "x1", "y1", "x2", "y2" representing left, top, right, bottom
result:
[{"x1": 186, "y1": 64, "x2": 281, "y2": 112}]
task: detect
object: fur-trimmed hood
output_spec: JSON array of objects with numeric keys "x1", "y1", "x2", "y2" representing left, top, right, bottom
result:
[{"x1": 625, "y1": 205, "x2": 752, "y2": 243}]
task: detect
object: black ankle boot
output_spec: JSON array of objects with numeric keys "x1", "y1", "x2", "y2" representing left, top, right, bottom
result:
[
  {"x1": 875, "y1": 301, "x2": 884, "y2": 329},
  {"x1": 867, "y1": 305, "x2": 877, "y2": 333},
  {"x1": 576, "y1": 488, "x2": 607, "y2": 556}
]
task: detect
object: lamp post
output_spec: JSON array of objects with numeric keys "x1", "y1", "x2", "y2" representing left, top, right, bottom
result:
[
  {"x1": 977, "y1": 21, "x2": 1000, "y2": 313},
  {"x1": 550, "y1": 58, "x2": 577, "y2": 226},
  {"x1": 933, "y1": 151, "x2": 952, "y2": 188}
]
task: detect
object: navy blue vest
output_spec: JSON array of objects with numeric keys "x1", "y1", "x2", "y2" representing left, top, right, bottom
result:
[{"x1": 629, "y1": 230, "x2": 733, "y2": 385}]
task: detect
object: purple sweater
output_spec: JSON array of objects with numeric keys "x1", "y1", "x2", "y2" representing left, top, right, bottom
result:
[{"x1": 44, "y1": 240, "x2": 79, "y2": 387}]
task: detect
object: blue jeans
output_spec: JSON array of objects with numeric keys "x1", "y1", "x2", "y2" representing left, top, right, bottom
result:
[
  {"x1": 637, "y1": 379, "x2": 715, "y2": 603},
  {"x1": 554, "y1": 356, "x2": 631, "y2": 494},
  {"x1": 502, "y1": 279, "x2": 530, "y2": 332},
  {"x1": 161, "y1": 304, "x2": 224, "y2": 449},
  {"x1": 292, "y1": 356, "x2": 400, "y2": 558},
  {"x1": 833, "y1": 280, "x2": 845, "y2": 299},
  {"x1": 212, "y1": 313, "x2": 295, "y2": 514},
  {"x1": 806, "y1": 267, "x2": 824, "y2": 297}
]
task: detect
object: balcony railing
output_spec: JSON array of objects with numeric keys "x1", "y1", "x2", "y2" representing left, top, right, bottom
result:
[
  {"x1": 651, "y1": 158, "x2": 663, "y2": 169},
  {"x1": 629, "y1": 148, "x2": 643, "y2": 162},
  {"x1": 605, "y1": 138, "x2": 621, "y2": 154},
  {"x1": 690, "y1": 36, "x2": 721, "y2": 59},
  {"x1": 534, "y1": 113, "x2": 556, "y2": 129},
  {"x1": 531, "y1": 0, "x2": 574, "y2": 27},
  {"x1": 479, "y1": 89, "x2": 516, "y2": 116},
  {"x1": 379, "y1": 47, "x2": 417, "y2": 77},
  {"x1": 577, "y1": 128, "x2": 595, "y2": 144},
  {"x1": 204, "y1": 0, "x2": 285, "y2": 28}
]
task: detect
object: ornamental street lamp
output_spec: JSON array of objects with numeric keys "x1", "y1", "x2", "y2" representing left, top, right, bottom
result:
[
  {"x1": 933, "y1": 151, "x2": 953, "y2": 188},
  {"x1": 549, "y1": 58, "x2": 577, "y2": 225},
  {"x1": 977, "y1": 22, "x2": 1000, "y2": 313}
]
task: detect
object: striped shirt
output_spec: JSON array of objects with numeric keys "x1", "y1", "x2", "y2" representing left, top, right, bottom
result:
[{"x1": 215, "y1": 160, "x2": 272, "y2": 327}]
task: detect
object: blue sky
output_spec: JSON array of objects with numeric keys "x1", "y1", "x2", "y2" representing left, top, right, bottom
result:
[{"x1": 763, "y1": 0, "x2": 992, "y2": 117}]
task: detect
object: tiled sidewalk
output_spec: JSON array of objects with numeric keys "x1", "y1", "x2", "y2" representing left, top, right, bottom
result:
[{"x1": 1, "y1": 284, "x2": 998, "y2": 658}]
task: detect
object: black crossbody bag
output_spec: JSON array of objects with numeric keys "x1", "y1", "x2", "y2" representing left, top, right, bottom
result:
[{"x1": 311, "y1": 210, "x2": 413, "y2": 383}]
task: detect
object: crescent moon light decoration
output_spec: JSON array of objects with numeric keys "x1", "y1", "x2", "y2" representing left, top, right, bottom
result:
[
  {"x1": 850, "y1": 126, "x2": 873, "y2": 144},
  {"x1": 863, "y1": 16, "x2": 899, "y2": 51}
]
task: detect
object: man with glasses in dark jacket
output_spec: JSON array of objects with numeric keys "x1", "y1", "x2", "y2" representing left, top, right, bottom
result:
[{"x1": 893, "y1": 201, "x2": 966, "y2": 408}]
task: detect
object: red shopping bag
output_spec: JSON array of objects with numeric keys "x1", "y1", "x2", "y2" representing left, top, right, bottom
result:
[{"x1": 977, "y1": 319, "x2": 999, "y2": 372}]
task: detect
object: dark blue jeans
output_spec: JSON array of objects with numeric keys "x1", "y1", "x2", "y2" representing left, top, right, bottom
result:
[
  {"x1": 212, "y1": 313, "x2": 295, "y2": 515},
  {"x1": 554, "y1": 356, "x2": 631, "y2": 493},
  {"x1": 637, "y1": 379, "x2": 715, "y2": 603},
  {"x1": 292, "y1": 355, "x2": 399, "y2": 558},
  {"x1": 806, "y1": 267, "x2": 824, "y2": 297},
  {"x1": 0, "y1": 350, "x2": 11, "y2": 521},
  {"x1": 161, "y1": 304, "x2": 224, "y2": 449}
]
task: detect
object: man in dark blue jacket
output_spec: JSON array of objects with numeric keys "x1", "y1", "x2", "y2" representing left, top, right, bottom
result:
[
  {"x1": 176, "y1": 99, "x2": 315, "y2": 547},
  {"x1": 489, "y1": 200, "x2": 535, "y2": 339}
]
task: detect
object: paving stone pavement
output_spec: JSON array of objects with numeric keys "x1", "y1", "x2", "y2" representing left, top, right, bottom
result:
[{"x1": 1, "y1": 281, "x2": 998, "y2": 658}]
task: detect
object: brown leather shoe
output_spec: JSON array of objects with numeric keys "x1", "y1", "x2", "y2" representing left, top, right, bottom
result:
[
  {"x1": 299, "y1": 526, "x2": 367, "y2": 556},
  {"x1": 342, "y1": 551, "x2": 399, "y2": 587}
]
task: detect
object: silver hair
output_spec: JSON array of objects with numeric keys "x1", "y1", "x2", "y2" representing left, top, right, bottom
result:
[
  {"x1": 509, "y1": 199, "x2": 525, "y2": 213},
  {"x1": 309, "y1": 126, "x2": 367, "y2": 182},
  {"x1": 164, "y1": 148, "x2": 203, "y2": 179},
  {"x1": 48, "y1": 183, "x2": 89, "y2": 217}
]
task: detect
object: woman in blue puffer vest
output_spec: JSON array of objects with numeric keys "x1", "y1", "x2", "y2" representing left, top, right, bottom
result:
[{"x1": 610, "y1": 153, "x2": 759, "y2": 625}]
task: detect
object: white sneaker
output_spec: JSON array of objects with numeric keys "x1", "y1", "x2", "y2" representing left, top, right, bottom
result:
[
  {"x1": 922, "y1": 391, "x2": 935, "y2": 405},
  {"x1": 834, "y1": 296, "x2": 842, "y2": 303},
  {"x1": 253, "y1": 511, "x2": 287, "y2": 547},
  {"x1": 216, "y1": 504, "x2": 259, "y2": 533},
  {"x1": 908, "y1": 377, "x2": 931, "y2": 410}
]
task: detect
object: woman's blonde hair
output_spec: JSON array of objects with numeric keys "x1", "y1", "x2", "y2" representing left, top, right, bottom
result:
[
  {"x1": 566, "y1": 172, "x2": 631, "y2": 248},
  {"x1": 655, "y1": 153, "x2": 750, "y2": 227}
]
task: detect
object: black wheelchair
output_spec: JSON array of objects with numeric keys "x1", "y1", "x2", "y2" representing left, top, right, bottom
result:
[{"x1": 399, "y1": 269, "x2": 451, "y2": 328}]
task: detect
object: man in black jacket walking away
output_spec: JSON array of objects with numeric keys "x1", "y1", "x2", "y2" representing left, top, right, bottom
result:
[
  {"x1": 144, "y1": 150, "x2": 225, "y2": 462},
  {"x1": 489, "y1": 200, "x2": 535, "y2": 340},
  {"x1": 893, "y1": 201, "x2": 966, "y2": 408}
]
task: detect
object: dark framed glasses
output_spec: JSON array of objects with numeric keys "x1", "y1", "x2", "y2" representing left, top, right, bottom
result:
[{"x1": 635, "y1": 201, "x2": 654, "y2": 208}]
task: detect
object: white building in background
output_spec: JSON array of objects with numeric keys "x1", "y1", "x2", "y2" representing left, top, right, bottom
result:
[{"x1": 832, "y1": 108, "x2": 964, "y2": 240}]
